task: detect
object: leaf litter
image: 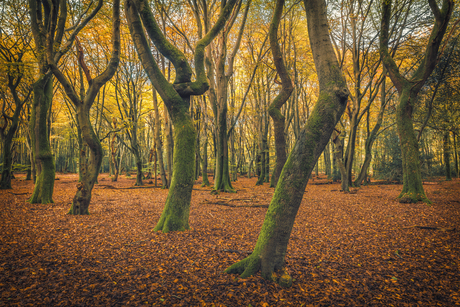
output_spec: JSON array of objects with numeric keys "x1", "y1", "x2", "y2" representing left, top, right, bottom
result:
[{"x1": 1, "y1": 174, "x2": 459, "y2": 306}]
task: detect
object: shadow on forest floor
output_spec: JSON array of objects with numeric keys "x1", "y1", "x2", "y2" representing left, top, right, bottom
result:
[{"x1": 1, "y1": 173, "x2": 459, "y2": 306}]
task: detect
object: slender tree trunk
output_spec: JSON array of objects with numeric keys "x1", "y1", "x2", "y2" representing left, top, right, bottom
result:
[
  {"x1": 443, "y1": 131, "x2": 452, "y2": 181},
  {"x1": 153, "y1": 90, "x2": 168, "y2": 188},
  {"x1": 226, "y1": 0, "x2": 349, "y2": 286},
  {"x1": 355, "y1": 78, "x2": 387, "y2": 186},
  {"x1": 453, "y1": 132, "x2": 459, "y2": 178},
  {"x1": 165, "y1": 109, "x2": 173, "y2": 188},
  {"x1": 324, "y1": 141, "x2": 331, "y2": 179}
]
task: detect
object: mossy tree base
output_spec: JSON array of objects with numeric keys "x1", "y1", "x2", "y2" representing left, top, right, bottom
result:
[
  {"x1": 28, "y1": 156, "x2": 55, "y2": 204},
  {"x1": 154, "y1": 115, "x2": 195, "y2": 233}
]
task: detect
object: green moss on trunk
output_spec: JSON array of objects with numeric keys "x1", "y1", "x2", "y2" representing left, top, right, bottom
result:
[
  {"x1": 396, "y1": 90, "x2": 430, "y2": 204},
  {"x1": 29, "y1": 75, "x2": 55, "y2": 204},
  {"x1": 154, "y1": 112, "x2": 196, "y2": 232}
]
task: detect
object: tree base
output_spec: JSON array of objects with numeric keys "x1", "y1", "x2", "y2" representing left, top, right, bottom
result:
[
  {"x1": 398, "y1": 191, "x2": 432, "y2": 204},
  {"x1": 153, "y1": 216, "x2": 189, "y2": 233},
  {"x1": 225, "y1": 254, "x2": 293, "y2": 287}
]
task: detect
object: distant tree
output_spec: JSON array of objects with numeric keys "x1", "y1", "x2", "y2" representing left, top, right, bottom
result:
[{"x1": 379, "y1": 0, "x2": 454, "y2": 203}]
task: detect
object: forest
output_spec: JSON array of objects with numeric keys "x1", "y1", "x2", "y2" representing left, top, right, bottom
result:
[{"x1": 1, "y1": 0, "x2": 459, "y2": 305}]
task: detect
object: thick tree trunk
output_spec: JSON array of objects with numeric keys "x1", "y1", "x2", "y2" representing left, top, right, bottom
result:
[
  {"x1": 69, "y1": 105, "x2": 103, "y2": 215},
  {"x1": 154, "y1": 111, "x2": 195, "y2": 232},
  {"x1": 396, "y1": 89, "x2": 430, "y2": 203},
  {"x1": 0, "y1": 136, "x2": 14, "y2": 189},
  {"x1": 0, "y1": 118, "x2": 20, "y2": 189},
  {"x1": 214, "y1": 97, "x2": 235, "y2": 192},
  {"x1": 226, "y1": 0, "x2": 349, "y2": 286},
  {"x1": 29, "y1": 75, "x2": 55, "y2": 204},
  {"x1": 133, "y1": 145, "x2": 143, "y2": 186}
]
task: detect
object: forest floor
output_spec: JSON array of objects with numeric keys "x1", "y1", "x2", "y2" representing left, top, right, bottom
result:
[{"x1": 1, "y1": 173, "x2": 459, "y2": 306}]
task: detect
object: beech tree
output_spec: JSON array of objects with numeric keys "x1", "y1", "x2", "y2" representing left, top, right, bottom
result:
[
  {"x1": 379, "y1": 0, "x2": 454, "y2": 203},
  {"x1": 225, "y1": 0, "x2": 349, "y2": 286},
  {"x1": 47, "y1": 0, "x2": 120, "y2": 214},
  {"x1": 125, "y1": 0, "x2": 237, "y2": 232}
]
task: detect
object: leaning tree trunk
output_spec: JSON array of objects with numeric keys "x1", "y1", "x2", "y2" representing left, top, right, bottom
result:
[
  {"x1": 29, "y1": 75, "x2": 55, "y2": 204},
  {"x1": 225, "y1": 0, "x2": 349, "y2": 286}
]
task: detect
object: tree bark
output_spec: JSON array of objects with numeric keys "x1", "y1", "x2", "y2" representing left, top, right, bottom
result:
[
  {"x1": 28, "y1": 75, "x2": 55, "y2": 203},
  {"x1": 225, "y1": 0, "x2": 349, "y2": 286}
]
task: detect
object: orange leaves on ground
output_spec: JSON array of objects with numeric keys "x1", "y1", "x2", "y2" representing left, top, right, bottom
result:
[{"x1": 0, "y1": 174, "x2": 459, "y2": 305}]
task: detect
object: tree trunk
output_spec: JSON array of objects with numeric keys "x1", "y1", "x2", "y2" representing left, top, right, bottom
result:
[
  {"x1": 0, "y1": 112, "x2": 21, "y2": 189},
  {"x1": 28, "y1": 75, "x2": 55, "y2": 204},
  {"x1": 133, "y1": 145, "x2": 143, "y2": 186},
  {"x1": 453, "y1": 132, "x2": 459, "y2": 178},
  {"x1": 324, "y1": 141, "x2": 331, "y2": 179},
  {"x1": 443, "y1": 131, "x2": 452, "y2": 181},
  {"x1": 153, "y1": 89, "x2": 168, "y2": 188},
  {"x1": 165, "y1": 109, "x2": 173, "y2": 188},
  {"x1": 332, "y1": 130, "x2": 349, "y2": 192},
  {"x1": 154, "y1": 111, "x2": 195, "y2": 232},
  {"x1": 225, "y1": 0, "x2": 349, "y2": 286},
  {"x1": 69, "y1": 105, "x2": 103, "y2": 215},
  {"x1": 396, "y1": 89, "x2": 430, "y2": 202}
]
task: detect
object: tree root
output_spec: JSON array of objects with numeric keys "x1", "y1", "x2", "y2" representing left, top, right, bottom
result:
[{"x1": 225, "y1": 254, "x2": 293, "y2": 287}]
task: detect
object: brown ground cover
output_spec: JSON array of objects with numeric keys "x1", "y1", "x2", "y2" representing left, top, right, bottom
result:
[{"x1": 1, "y1": 173, "x2": 459, "y2": 306}]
